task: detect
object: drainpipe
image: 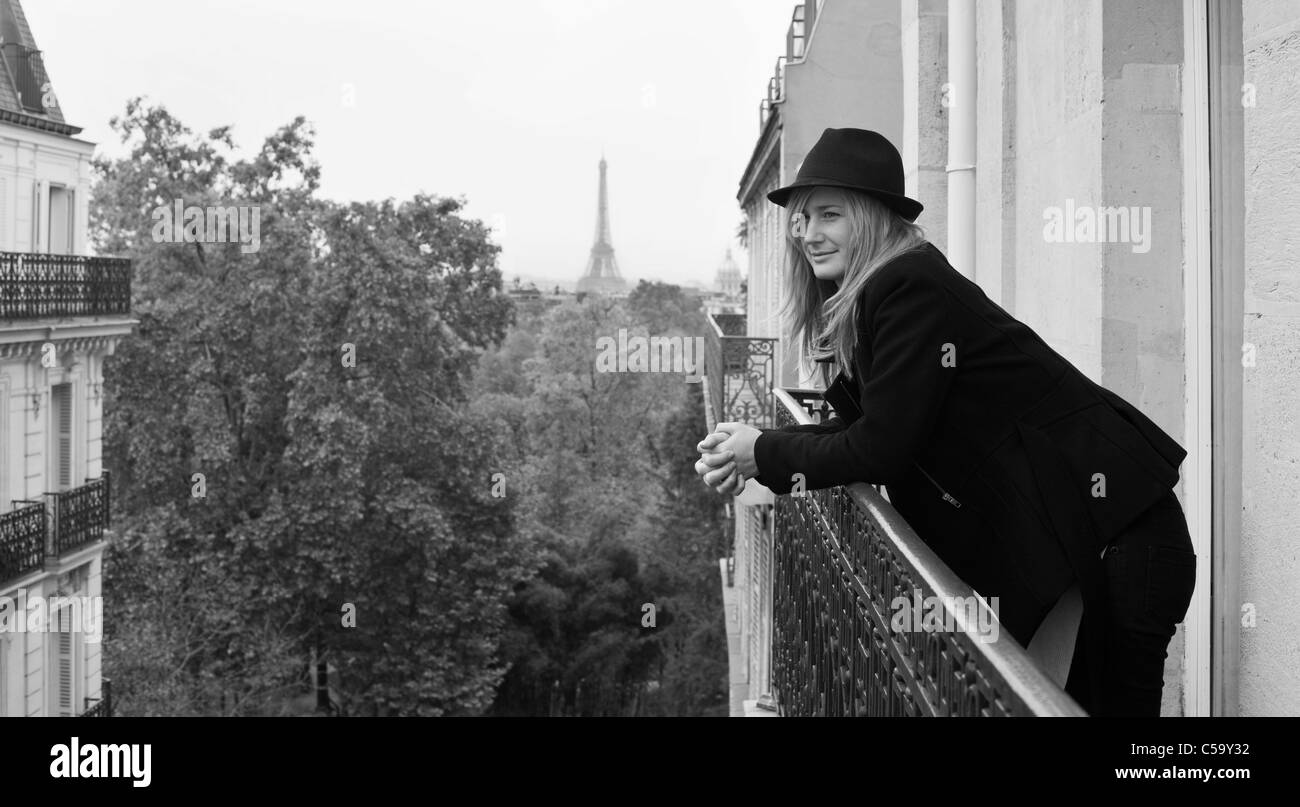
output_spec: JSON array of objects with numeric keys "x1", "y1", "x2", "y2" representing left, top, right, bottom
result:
[{"x1": 946, "y1": 0, "x2": 976, "y2": 280}]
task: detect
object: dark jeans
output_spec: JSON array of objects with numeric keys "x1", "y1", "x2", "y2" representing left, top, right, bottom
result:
[{"x1": 1063, "y1": 488, "x2": 1198, "y2": 716}]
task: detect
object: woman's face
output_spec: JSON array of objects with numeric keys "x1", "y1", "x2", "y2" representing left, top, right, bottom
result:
[{"x1": 793, "y1": 187, "x2": 853, "y2": 283}]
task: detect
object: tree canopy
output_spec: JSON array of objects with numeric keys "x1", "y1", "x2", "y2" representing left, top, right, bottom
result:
[
  {"x1": 96, "y1": 99, "x2": 532, "y2": 715},
  {"x1": 95, "y1": 99, "x2": 729, "y2": 717}
]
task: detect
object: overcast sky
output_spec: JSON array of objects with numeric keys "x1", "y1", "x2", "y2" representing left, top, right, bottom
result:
[{"x1": 31, "y1": 0, "x2": 801, "y2": 288}]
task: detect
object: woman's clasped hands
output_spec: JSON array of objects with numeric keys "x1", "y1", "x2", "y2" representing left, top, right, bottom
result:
[{"x1": 694, "y1": 422, "x2": 762, "y2": 497}]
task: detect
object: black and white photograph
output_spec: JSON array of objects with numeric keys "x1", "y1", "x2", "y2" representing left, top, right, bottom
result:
[{"x1": 0, "y1": 0, "x2": 1291, "y2": 785}]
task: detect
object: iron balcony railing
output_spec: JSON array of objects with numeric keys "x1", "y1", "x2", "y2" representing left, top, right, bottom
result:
[
  {"x1": 0, "y1": 253, "x2": 132, "y2": 320},
  {"x1": 0, "y1": 476, "x2": 112, "y2": 587},
  {"x1": 49, "y1": 473, "x2": 111, "y2": 556},
  {"x1": 787, "y1": 4, "x2": 806, "y2": 60},
  {"x1": 759, "y1": 56, "x2": 787, "y2": 130},
  {"x1": 703, "y1": 312, "x2": 777, "y2": 429},
  {"x1": 769, "y1": 388, "x2": 1085, "y2": 716},
  {"x1": 80, "y1": 679, "x2": 113, "y2": 718},
  {"x1": 0, "y1": 500, "x2": 46, "y2": 585},
  {"x1": 0, "y1": 43, "x2": 52, "y2": 113}
]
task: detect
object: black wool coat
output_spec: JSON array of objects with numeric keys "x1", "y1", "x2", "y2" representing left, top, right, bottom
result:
[{"x1": 752, "y1": 241, "x2": 1187, "y2": 654}]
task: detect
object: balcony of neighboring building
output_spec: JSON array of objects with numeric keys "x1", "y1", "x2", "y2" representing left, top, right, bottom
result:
[
  {"x1": 0, "y1": 251, "x2": 135, "y2": 353},
  {"x1": 0, "y1": 472, "x2": 112, "y2": 589},
  {"x1": 702, "y1": 311, "x2": 777, "y2": 432},
  {"x1": 0, "y1": 251, "x2": 131, "y2": 321}
]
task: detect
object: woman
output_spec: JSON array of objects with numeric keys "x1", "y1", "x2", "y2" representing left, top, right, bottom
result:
[{"x1": 695, "y1": 128, "x2": 1197, "y2": 717}]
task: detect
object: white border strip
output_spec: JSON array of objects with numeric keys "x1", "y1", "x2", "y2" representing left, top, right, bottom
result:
[{"x1": 1181, "y1": 0, "x2": 1213, "y2": 717}]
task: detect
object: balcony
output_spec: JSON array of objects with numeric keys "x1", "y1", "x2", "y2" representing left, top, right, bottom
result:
[
  {"x1": 700, "y1": 312, "x2": 1080, "y2": 715},
  {"x1": 0, "y1": 473, "x2": 111, "y2": 587},
  {"x1": 0, "y1": 500, "x2": 45, "y2": 584},
  {"x1": 80, "y1": 679, "x2": 113, "y2": 718},
  {"x1": 766, "y1": 388, "x2": 1084, "y2": 716},
  {"x1": 703, "y1": 312, "x2": 777, "y2": 429},
  {"x1": 787, "y1": 3, "x2": 806, "y2": 60},
  {"x1": 758, "y1": 56, "x2": 786, "y2": 130},
  {"x1": 50, "y1": 473, "x2": 111, "y2": 556},
  {"x1": 0, "y1": 253, "x2": 132, "y2": 321}
]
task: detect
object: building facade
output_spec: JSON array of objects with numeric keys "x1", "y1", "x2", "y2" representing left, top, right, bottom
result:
[
  {"x1": 0, "y1": 0, "x2": 132, "y2": 717},
  {"x1": 718, "y1": 0, "x2": 1298, "y2": 716}
]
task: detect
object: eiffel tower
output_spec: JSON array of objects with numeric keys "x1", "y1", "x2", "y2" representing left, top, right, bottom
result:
[{"x1": 577, "y1": 155, "x2": 628, "y2": 295}]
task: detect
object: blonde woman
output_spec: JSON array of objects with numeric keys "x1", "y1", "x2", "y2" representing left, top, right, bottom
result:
[{"x1": 695, "y1": 128, "x2": 1195, "y2": 717}]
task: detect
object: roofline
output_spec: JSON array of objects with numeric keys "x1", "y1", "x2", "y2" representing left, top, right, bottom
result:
[
  {"x1": 0, "y1": 104, "x2": 81, "y2": 136},
  {"x1": 0, "y1": 16, "x2": 80, "y2": 135}
]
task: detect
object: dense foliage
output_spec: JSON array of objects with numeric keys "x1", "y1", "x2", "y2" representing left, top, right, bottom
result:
[
  {"x1": 479, "y1": 284, "x2": 729, "y2": 716},
  {"x1": 93, "y1": 100, "x2": 728, "y2": 716}
]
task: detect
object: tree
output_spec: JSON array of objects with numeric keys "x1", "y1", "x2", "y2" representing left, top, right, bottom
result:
[
  {"x1": 94, "y1": 98, "x2": 537, "y2": 715},
  {"x1": 480, "y1": 289, "x2": 729, "y2": 716},
  {"x1": 626, "y1": 280, "x2": 707, "y2": 336}
]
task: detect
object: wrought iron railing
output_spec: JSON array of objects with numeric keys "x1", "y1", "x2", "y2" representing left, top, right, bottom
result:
[
  {"x1": 0, "y1": 43, "x2": 51, "y2": 113},
  {"x1": 0, "y1": 501, "x2": 46, "y2": 585},
  {"x1": 704, "y1": 312, "x2": 777, "y2": 429},
  {"x1": 769, "y1": 388, "x2": 1085, "y2": 716},
  {"x1": 0, "y1": 253, "x2": 132, "y2": 320},
  {"x1": 759, "y1": 56, "x2": 788, "y2": 129},
  {"x1": 50, "y1": 473, "x2": 111, "y2": 556},
  {"x1": 80, "y1": 679, "x2": 113, "y2": 717},
  {"x1": 787, "y1": 4, "x2": 806, "y2": 59}
]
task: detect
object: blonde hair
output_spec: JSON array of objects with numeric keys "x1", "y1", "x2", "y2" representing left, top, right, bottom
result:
[{"x1": 780, "y1": 186, "x2": 927, "y2": 387}]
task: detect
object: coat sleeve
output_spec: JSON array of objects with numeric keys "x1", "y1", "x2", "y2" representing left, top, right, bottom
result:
[
  {"x1": 753, "y1": 262, "x2": 960, "y2": 494},
  {"x1": 749, "y1": 417, "x2": 848, "y2": 488}
]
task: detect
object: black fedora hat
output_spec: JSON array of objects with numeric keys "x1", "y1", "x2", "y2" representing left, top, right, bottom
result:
[{"x1": 767, "y1": 128, "x2": 923, "y2": 222}]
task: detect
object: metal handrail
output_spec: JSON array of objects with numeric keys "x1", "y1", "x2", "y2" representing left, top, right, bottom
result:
[{"x1": 770, "y1": 387, "x2": 1086, "y2": 716}]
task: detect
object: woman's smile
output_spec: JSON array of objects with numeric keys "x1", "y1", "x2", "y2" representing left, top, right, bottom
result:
[{"x1": 807, "y1": 243, "x2": 845, "y2": 280}]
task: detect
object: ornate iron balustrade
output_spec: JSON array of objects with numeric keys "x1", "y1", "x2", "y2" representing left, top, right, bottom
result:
[
  {"x1": 50, "y1": 473, "x2": 111, "y2": 556},
  {"x1": 0, "y1": 501, "x2": 46, "y2": 585},
  {"x1": 770, "y1": 388, "x2": 1085, "y2": 716},
  {"x1": 80, "y1": 679, "x2": 113, "y2": 718},
  {"x1": 0, "y1": 253, "x2": 132, "y2": 320},
  {"x1": 704, "y1": 312, "x2": 777, "y2": 429}
]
